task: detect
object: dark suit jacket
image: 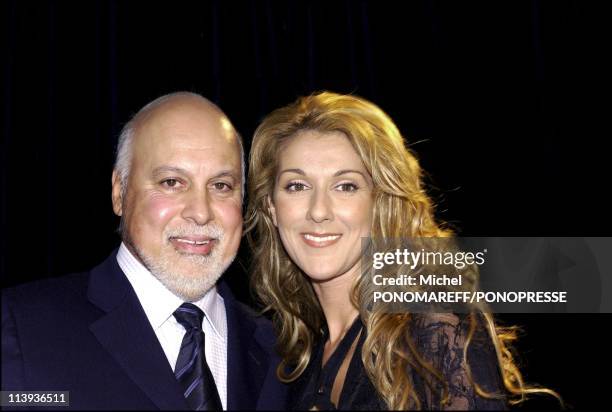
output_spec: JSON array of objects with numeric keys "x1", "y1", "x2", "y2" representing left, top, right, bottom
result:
[{"x1": 1, "y1": 249, "x2": 287, "y2": 410}]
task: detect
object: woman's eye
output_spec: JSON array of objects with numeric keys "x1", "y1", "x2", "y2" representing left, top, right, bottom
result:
[
  {"x1": 285, "y1": 182, "x2": 308, "y2": 192},
  {"x1": 337, "y1": 183, "x2": 359, "y2": 192}
]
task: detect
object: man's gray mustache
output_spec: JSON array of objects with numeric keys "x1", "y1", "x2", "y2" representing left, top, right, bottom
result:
[{"x1": 164, "y1": 224, "x2": 225, "y2": 240}]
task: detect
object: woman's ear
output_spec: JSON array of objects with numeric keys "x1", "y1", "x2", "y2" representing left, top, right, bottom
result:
[{"x1": 266, "y1": 195, "x2": 278, "y2": 227}]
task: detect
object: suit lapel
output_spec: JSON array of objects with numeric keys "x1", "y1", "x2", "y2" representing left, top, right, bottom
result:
[
  {"x1": 219, "y1": 281, "x2": 270, "y2": 410},
  {"x1": 87, "y1": 251, "x2": 188, "y2": 410}
]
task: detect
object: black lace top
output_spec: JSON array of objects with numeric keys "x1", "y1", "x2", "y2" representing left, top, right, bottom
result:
[{"x1": 288, "y1": 313, "x2": 508, "y2": 410}]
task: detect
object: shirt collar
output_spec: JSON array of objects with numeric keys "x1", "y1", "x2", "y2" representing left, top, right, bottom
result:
[{"x1": 116, "y1": 242, "x2": 227, "y2": 340}]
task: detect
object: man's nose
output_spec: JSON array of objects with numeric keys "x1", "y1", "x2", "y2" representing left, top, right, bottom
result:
[
  {"x1": 181, "y1": 188, "x2": 213, "y2": 225},
  {"x1": 306, "y1": 188, "x2": 333, "y2": 223}
]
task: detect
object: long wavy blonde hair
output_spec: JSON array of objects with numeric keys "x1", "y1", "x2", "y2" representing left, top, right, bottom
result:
[{"x1": 245, "y1": 91, "x2": 562, "y2": 409}]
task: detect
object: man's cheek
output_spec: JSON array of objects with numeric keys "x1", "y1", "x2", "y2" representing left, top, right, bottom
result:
[
  {"x1": 146, "y1": 196, "x2": 183, "y2": 223},
  {"x1": 216, "y1": 204, "x2": 243, "y2": 240},
  {"x1": 228, "y1": 210, "x2": 244, "y2": 236}
]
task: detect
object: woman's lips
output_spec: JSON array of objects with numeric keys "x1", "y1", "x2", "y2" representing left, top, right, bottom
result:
[
  {"x1": 301, "y1": 233, "x2": 342, "y2": 248},
  {"x1": 170, "y1": 237, "x2": 216, "y2": 255}
]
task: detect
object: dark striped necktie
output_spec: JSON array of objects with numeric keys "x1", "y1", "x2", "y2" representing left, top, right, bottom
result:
[{"x1": 173, "y1": 303, "x2": 223, "y2": 411}]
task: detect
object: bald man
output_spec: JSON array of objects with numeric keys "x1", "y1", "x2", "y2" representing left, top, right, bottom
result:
[{"x1": 2, "y1": 93, "x2": 287, "y2": 410}]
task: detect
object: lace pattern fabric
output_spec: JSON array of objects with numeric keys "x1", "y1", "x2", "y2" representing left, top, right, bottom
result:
[
  {"x1": 411, "y1": 313, "x2": 507, "y2": 410},
  {"x1": 289, "y1": 313, "x2": 507, "y2": 410}
]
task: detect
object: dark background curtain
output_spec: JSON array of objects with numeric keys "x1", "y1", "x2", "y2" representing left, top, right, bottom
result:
[{"x1": 1, "y1": 0, "x2": 609, "y2": 409}]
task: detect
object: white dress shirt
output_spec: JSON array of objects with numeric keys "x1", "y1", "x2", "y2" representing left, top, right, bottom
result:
[{"x1": 117, "y1": 243, "x2": 228, "y2": 409}]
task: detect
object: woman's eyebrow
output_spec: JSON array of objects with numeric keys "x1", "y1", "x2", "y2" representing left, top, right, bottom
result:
[
  {"x1": 278, "y1": 168, "x2": 367, "y2": 177},
  {"x1": 333, "y1": 169, "x2": 368, "y2": 179},
  {"x1": 278, "y1": 168, "x2": 305, "y2": 176}
]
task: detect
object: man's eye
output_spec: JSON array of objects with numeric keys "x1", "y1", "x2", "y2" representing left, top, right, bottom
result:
[
  {"x1": 285, "y1": 182, "x2": 308, "y2": 192},
  {"x1": 213, "y1": 182, "x2": 232, "y2": 191},
  {"x1": 161, "y1": 178, "x2": 180, "y2": 188},
  {"x1": 337, "y1": 183, "x2": 359, "y2": 192}
]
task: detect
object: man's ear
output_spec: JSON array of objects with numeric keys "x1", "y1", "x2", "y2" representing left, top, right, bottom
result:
[
  {"x1": 111, "y1": 170, "x2": 123, "y2": 216},
  {"x1": 266, "y1": 195, "x2": 278, "y2": 227}
]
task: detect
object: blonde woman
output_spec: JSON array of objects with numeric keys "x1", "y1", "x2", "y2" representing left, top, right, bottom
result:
[{"x1": 246, "y1": 92, "x2": 561, "y2": 410}]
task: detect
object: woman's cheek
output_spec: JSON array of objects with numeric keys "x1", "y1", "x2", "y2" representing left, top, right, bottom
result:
[{"x1": 275, "y1": 195, "x2": 305, "y2": 225}]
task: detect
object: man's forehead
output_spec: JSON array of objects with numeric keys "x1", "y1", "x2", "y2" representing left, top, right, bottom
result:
[
  {"x1": 132, "y1": 128, "x2": 240, "y2": 175},
  {"x1": 134, "y1": 93, "x2": 221, "y2": 125},
  {"x1": 132, "y1": 100, "x2": 238, "y2": 149},
  {"x1": 133, "y1": 133, "x2": 241, "y2": 165}
]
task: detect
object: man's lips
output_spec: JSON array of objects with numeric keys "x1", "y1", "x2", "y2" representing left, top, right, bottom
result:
[
  {"x1": 301, "y1": 233, "x2": 342, "y2": 248},
  {"x1": 169, "y1": 236, "x2": 217, "y2": 255}
]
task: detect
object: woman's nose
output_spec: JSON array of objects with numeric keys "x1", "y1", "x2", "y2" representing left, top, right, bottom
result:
[{"x1": 306, "y1": 189, "x2": 333, "y2": 223}]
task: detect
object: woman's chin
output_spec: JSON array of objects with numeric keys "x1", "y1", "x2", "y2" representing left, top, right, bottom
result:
[{"x1": 302, "y1": 266, "x2": 355, "y2": 285}]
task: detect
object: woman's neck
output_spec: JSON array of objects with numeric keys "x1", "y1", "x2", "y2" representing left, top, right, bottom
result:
[{"x1": 311, "y1": 269, "x2": 360, "y2": 345}]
